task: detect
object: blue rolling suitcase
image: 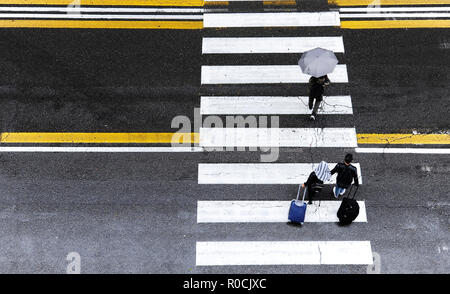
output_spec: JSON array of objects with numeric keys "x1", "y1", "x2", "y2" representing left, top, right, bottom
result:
[{"x1": 288, "y1": 185, "x2": 307, "y2": 224}]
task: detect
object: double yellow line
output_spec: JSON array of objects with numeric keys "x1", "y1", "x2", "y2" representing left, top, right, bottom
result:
[
  {"x1": 0, "y1": 0, "x2": 204, "y2": 6},
  {"x1": 332, "y1": 0, "x2": 450, "y2": 29},
  {"x1": 1, "y1": 132, "x2": 449, "y2": 145},
  {"x1": 0, "y1": 0, "x2": 205, "y2": 29}
]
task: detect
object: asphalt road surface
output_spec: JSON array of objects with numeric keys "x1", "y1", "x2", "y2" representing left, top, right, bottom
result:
[{"x1": 0, "y1": 0, "x2": 448, "y2": 274}]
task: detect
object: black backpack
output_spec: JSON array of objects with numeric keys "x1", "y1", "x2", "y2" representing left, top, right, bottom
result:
[{"x1": 337, "y1": 185, "x2": 360, "y2": 225}]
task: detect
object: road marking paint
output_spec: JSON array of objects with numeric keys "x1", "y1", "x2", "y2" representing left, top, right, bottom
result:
[
  {"x1": 200, "y1": 96, "x2": 353, "y2": 115},
  {"x1": 0, "y1": 7, "x2": 204, "y2": 13},
  {"x1": 330, "y1": 0, "x2": 450, "y2": 5},
  {"x1": 202, "y1": 37, "x2": 345, "y2": 54},
  {"x1": 340, "y1": 13, "x2": 450, "y2": 18},
  {"x1": 203, "y1": 12, "x2": 340, "y2": 28},
  {"x1": 0, "y1": 132, "x2": 199, "y2": 144},
  {"x1": 340, "y1": 7, "x2": 450, "y2": 12},
  {"x1": 196, "y1": 241, "x2": 373, "y2": 265},
  {"x1": 0, "y1": 13, "x2": 204, "y2": 20},
  {"x1": 356, "y1": 148, "x2": 450, "y2": 154},
  {"x1": 0, "y1": 147, "x2": 204, "y2": 152},
  {"x1": 197, "y1": 201, "x2": 367, "y2": 223},
  {"x1": 0, "y1": 0, "x2": 205, "y2": 6},
  {"x1": 0, "y1": 20, "x2": 203, "y2": 29},
  {"x1": 199, "y1": 128, "x2": 358, "y2": 148},
  {"x1": 357, "y1": 133, "x2": 450, "y2": 145},
  {"x1": 201, "y1": 64, "x2": 348, "y2": 84},
  {"x1": 198, "y1": 163, "x2": 362, "y2": 184},
  {"x1": 341, "y1": 20, "x2": 450, "y2": 29}
]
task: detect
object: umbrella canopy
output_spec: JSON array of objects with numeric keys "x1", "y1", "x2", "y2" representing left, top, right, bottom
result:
[{"x1": 298, "y1": 47, "x2": 338, "y2": 78}]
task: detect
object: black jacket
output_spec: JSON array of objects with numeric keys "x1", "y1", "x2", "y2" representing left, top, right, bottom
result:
[
  {"x1": 330, "y1": 163, "x2": 359, "y2": 188},
  {"x1": 308, "y1": 76, "x2": 330, "y2": 99},
  {"x1": 304, "y1": 171, "x2": 324, "y2": 187}
]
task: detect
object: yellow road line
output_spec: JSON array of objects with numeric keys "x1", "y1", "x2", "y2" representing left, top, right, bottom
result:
[
  {"x1": 0, "y1": 0, "x2": 204, "y2": 6},
  {"x1": 204, "y1": 1, "x2": 228, "y2": 6},
  {"x1": 2, "y1": 132, "x2": 449, "y2": 145},
  {"x1": 263, "y1": 0, "x2": 297, "y2": 5},
  {"x1": 0, "y1": 20, "x2": 203, "y2": 29},
  {"x1": 357, "y1": 134, "x2": 450, "y2": 144},
  {"x1": 329, "y1": 0, "x2": 450, "y2": 6},
  {"x1": 0, "y1": 132, "x2": 200, "y2": 144},
  {"x1": 341, "y1": 20, "x2": 450, "y2": 29}
]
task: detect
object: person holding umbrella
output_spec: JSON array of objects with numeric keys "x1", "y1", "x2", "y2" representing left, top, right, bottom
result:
[
  {"x1": 308, "y1": 75, "x2": 330, "y2": 121},
  {"x1": 298, "y1": 47, "x2": 338, "y2": 121}
]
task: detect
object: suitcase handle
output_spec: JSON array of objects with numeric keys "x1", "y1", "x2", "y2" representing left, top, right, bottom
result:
[
  {"x1": 347, "y1": 184, "x2": 359, "y2": 200},
  {"x1": 296, "y1": 185, "x2": 307, "y2": 202}
]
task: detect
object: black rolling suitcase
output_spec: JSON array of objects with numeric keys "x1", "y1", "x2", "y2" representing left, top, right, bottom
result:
[{"x1": 337, "y1": 185, "x2": 359, "y2": 225}]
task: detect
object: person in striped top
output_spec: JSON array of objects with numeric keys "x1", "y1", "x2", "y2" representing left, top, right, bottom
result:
[{"x1": 302, "y1": 161, "x2": 331, "y2": 204}]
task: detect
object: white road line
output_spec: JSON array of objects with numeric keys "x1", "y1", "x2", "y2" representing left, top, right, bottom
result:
[
  {"x1": 200, "y1": 96, "x2": 353, "y2": 115},
  {"x1": 203, "y1": 12, "x2": 340, "y2": 28},
  {"x1": 0, "y1": 13, "x2": 204, "y2": 20},
  {"x1": 0, "y1": 7, "x2": 204, "y2": 13},
  {"x1": 198, "y1": 163, "x2": 362, "y2": 184},
  {"x1": 196, "y1": 241, "x2": 373, "y2": 265},
  {"x1": 355, "y1": 148, "x2": 450, "y2": 154},
  {"x1": 197, "y1": 201, "x2": 367, "y2": 223},
  {"x1": 340, "y1": 7, "x2": 450, "y2": 12},
  {"x1": 202, "y1": 37, "x2": 345, "y2": 54},
  {"x1": 199, "y1": 128, "x2": 358, "y2": 148},
  {"x1": 340, "y1": 13, "x2": 450, "y2": 18},
  {"x1": 0, "y1": 147, "x2": 204, "y2": 153},
  {"x1": 201, "y1": 65, "x2": 348, "y2": 84}
]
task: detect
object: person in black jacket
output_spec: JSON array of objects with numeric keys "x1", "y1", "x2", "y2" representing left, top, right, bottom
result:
[
  {"x1": 308, "y1": 75, "x2": 330, "y2": 121},
  {"x1": 330, "y1": 153, "x2": 359, "y2": 198}
]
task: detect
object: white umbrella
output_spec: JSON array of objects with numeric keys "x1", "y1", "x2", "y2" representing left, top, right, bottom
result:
[{"x1": 298, "y1": 47, "x2": 338, "y2": 78}]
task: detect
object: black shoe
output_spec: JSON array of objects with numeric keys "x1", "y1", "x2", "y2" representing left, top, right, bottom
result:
[{"x1": 310, "y1": 114, "x2": 316, "y2": 121}]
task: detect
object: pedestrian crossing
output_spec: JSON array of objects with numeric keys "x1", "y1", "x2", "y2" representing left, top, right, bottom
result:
[
  {"x1": 201, "y1": 64, "x2": 349, "y2": 84},
  {"x1": 195, "y1": 4, "x2": 373, "y2": 269},
  {"x1": 202, "y1": 36, "x2": 345, "y2": 54},
  {"x1": 200, "y1": 96, "x2": 353, "y2": 115},
  {"x1": 197, "y1": 200, "x2": 367, "y2": 223},
  {"x1": 199, "y1": 128, "x2": 358, "y2": 148},
  {"x1": 196, "y1": 241, "x2": 373, "y2": 266},
  {"x1": 198, "y1": 163, "x2": 363, "y2": 184}
]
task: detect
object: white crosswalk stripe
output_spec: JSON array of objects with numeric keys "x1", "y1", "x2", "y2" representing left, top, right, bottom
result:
[
  {"x1": 199, "y1": 127, "x2": 358, "y2": 148},
  {"x1": 202, "y1": 37, "x2": 345, "y2": 54},
  {"x1": 200, "y1": 96, "x2": 353, "y2": 115},
  {"x1": 201, "y1": 64, "x2": 349, "y2": 84},
  {"x1": 198, "y1": 163, "x2": 362, "y2": 185},
  {"x1": 203, "y1": 12, "x2": 341, "y2": 28},
  {"x1": 197, "y1": 201, "x2": 367, "y2": 223},
  {"x1": 196, "y1": 241, "x2": 373, "y2": 266}
]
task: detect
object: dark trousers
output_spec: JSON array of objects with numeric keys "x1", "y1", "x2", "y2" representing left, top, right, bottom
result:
[
  {"x1": 306, "y1": 185, "x2": 317, "y2": 203},
  {"x1": 309, "y1": 95, "x2": 323, "y2": 115}
]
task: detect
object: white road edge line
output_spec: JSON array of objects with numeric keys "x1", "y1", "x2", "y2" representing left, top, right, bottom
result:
[
  {"x1": 0, "y1": 13, "x2": 204, "y2": 20},
  {"x1": 355, "y1": 148, "x2": 450, "y2": 154},
  {"x1": 0, "y1": 147, "x2": 204, "y2": 153}
]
